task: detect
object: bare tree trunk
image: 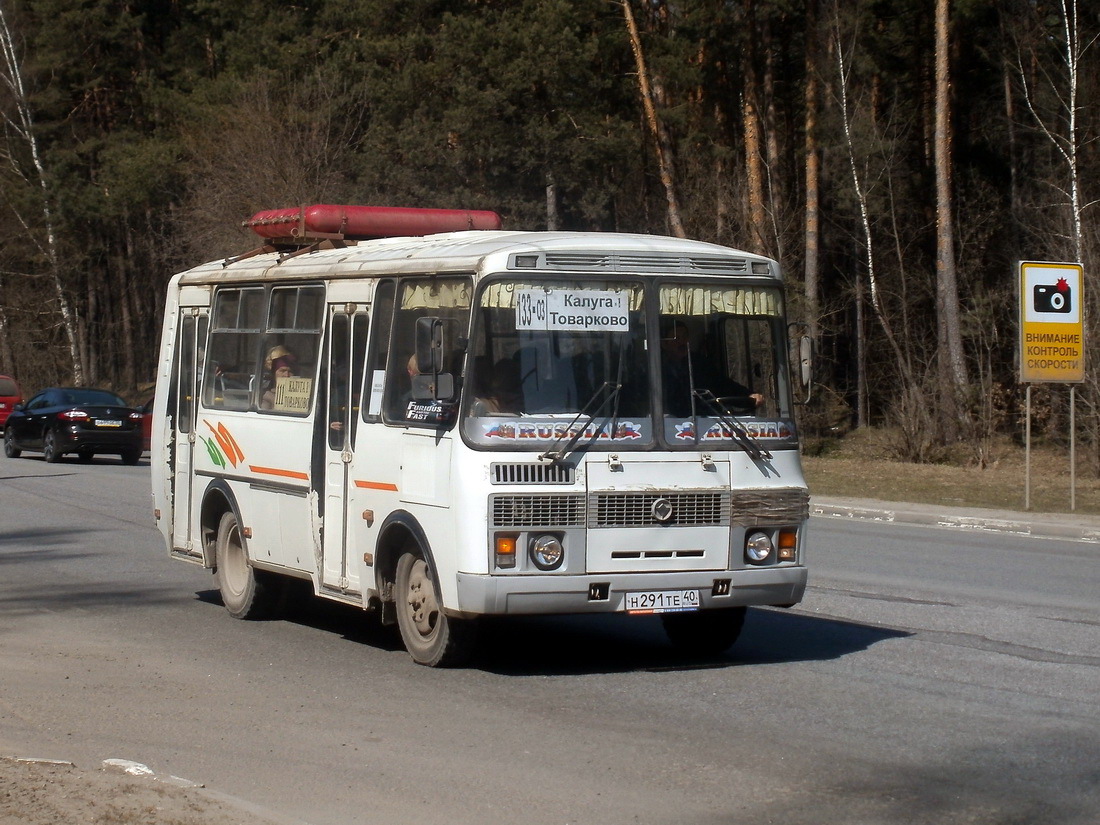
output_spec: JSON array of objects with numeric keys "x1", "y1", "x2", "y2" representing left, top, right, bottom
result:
[
  {"x1": 0, "y1": 1, "x2": 84, "y2": 385},
  {"x1": 120, "y1": 222, "x2": 138, "y2": 390},
  {"x1": 834, "y1": 3, "x2": 914, "y2": 389},
  {"x1": 621, "y1": 0, "x2": 686, "y2": 238},
  {"x1": 934, "y1": 0, "x2": 967, "y2": 439},
  {"x1": 545, "y1": 172, "x2": 559, "y2": 231},
  {"x1": 762, "y1": 15, "x2": 783, "y2": 259},
  {"x1": 855, "y1": 267, "x2": 868, "y2": 428},
  {"x1": 0, "y1": 275, "x2": 13, "y2": 371},
  {"x1": 742, "y1": 1, "x2": 767, "y2": 254},
  {"x1": 1002, "y1": 26, "x2": 1020, "y2": 232},
  {"x1": 804, "y1": 0, "x2": 822, "y2": 344}
]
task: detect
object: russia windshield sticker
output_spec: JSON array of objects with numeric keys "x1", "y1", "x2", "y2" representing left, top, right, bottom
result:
[
  {"x1": 672, "y1": 419, "x2": 793, "y2": 441},
  {"x1": 480, "y1": 419, "x2": 644, "y2": 441}
]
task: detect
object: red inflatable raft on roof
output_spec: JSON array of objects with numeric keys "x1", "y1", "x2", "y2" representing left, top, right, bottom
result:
[{"x1": 243, "y1": 204, "x2": 503, "y2": 241}]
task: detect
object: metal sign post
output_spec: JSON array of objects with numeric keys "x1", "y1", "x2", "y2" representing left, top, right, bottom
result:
[{"x1": 1018, "y1": 261, "x2": 1084, "y2": 511}]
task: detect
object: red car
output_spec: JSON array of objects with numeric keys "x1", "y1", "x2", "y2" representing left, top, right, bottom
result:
[
  {"x1": 140, "y1": 396, "x2": 153, "y2": 451},
  {"x1": 0, "y1": 375, "x2": 22, "y2": 430}
]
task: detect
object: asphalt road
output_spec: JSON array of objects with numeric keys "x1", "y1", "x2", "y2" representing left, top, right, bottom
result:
[{"x1": 1, "y1": 456, "x2": 1098, "y2": 825}]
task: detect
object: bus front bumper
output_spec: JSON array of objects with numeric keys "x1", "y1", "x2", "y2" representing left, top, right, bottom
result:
[{"x1": 454, "y1": 566, "x2": 807, "y2": 616}]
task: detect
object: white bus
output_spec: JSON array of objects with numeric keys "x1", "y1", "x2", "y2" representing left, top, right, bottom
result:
[{"x1": 151, "y1": 205, "x2": 811, "y2": 666}]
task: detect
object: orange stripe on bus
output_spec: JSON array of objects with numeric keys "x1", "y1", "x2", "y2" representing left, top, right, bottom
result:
[
  {"x1": 249, "y1": 465, "x2": 309, "y2": 480},
  {"x1": 354, "y1": 480, "x2": 399, "y2": 491}
]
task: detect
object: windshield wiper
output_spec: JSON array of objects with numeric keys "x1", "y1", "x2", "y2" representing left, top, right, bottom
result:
[
  {"x1": 539, "y1": 381, "x2": 623, "y2": 464},
  {"x1": 691, "y1": 389, "x2": 771, "y2": 461}
]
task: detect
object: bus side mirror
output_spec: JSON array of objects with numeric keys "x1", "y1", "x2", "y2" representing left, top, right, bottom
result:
[
  {"x1": 415, "y1": 316, "x2": 445, "y2": 375},
  {"x1": 788, "y1": 323, "x2": 813, "y2": 404},
  {"x1": 799, "y1": 335, "x2": 813, "y2": 388},
  {"x1": 414, "y1": 316, "x2": 455, "y2": 402}
]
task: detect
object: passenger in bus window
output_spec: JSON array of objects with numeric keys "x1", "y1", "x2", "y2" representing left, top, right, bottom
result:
[{"x1": 261, "y1": 346, "x2": 297, "y2": 410}]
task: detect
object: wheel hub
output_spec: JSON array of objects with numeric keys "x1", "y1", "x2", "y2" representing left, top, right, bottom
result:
[{"x1": 405, "y1": 559, "x2": 438, "y2": 637}]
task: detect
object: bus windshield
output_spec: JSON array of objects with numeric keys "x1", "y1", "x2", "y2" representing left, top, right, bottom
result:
[
  {"x1": 463, "y1": 280, "x2": 651, "y2": 447},
  {"x1": 657, "y1": 282, "x2": 792, "y2": 446},
  {"x1": 462, "y1": 278, "x2": 795, "y2": 451}
]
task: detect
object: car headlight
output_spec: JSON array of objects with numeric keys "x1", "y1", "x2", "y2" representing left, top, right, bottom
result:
[
  {"x1": 529, "y1": 534, "x2": 564, "y2": 571},
  {"x1": 745, "y1": 531, "x2": 774, "y2": 564}
]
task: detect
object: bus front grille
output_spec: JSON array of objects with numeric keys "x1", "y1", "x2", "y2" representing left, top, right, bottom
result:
[
  {"x1": 490, "y1": 494, "x2": 586, "y2": 528},
  {"x1": 589, "y1": 491, "x2": 731, "y2": 528}
]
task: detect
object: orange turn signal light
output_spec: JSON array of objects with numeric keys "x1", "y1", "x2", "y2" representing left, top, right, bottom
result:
[
  {"x1": 495, "y1": 535, "x2": 518, "y2": 569},
  {"x1": 777, "y1": 530, "x2": 797, "y2": 561}
]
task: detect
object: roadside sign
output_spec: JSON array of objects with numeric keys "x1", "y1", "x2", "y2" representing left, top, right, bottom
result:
[{"x1": 1019, "y1": 261, "x2": 1084, "y2": 383}]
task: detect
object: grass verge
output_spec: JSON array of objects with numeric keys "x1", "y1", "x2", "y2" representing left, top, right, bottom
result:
[{"x1": 801, "y1": 428, "x2": 1100, "y2": 516}]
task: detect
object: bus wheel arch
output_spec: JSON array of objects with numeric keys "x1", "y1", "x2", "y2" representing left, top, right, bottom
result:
[
  {"x1": 375, "y1": 511, "x2": 476, "y2": 667},
  {"x1": 199, "y1": 480, "x2": 239, "y2": 568},
  {"x1": 200, "y1": 481, "x2": 279, "y2": 620}
]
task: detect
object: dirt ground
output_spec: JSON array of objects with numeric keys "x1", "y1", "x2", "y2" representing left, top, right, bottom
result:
[{"x1": 0, "y1": 757, "x2": 289, "y2": 825}]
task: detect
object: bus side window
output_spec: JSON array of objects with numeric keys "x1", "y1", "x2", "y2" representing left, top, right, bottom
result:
[
  {"x1": 205, "y1": 287, "x2": 264, "y2": 411},
  {"x1": 364, "y1": 280, "x2": 395, "y2": 420},
  {"x1": 259, "y1": 285, "x2": 325, "y2": 415},
  {"x1": 382, "y1": 277, "x2": 470, "y2": 427}
]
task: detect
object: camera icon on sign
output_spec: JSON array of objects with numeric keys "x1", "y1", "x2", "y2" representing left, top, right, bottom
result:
[{"x1": 1034, "y1": 281, "x2": 1072, "y2": 313}]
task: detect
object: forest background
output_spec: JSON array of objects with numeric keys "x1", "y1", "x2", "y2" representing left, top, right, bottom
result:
[{"x1": 1, "y1": 0, "x2": 1097, "y2": 472}]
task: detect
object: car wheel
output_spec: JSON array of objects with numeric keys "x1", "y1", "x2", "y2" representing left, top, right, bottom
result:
[
  {"x1": 77, "y1": 449, "x2": 93, "y2": 463},
  {"x1": 394, "y1": 547, "x2": 475, "y2": 667},
  {"x1": 120, "y1": 448, "x2": 141, "y2": 465},
  {"x1": 3, "y1": 428, "x2": 20, "y2": 458},
  {"x1": 660, "y1": 605, "x2": 747, "y2": 657},
  {"x1": 214, "y1": 511, "x2": 279, "y2": 620},
  {"x1": 42, "y1": 430, "x2": 62, "y2": 463}
]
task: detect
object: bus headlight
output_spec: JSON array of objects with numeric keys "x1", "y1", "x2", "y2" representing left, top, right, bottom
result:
[
  {"x1": 529, "y1": 534, "x2": 564, "y2": 571},
  {"x1": 745, "y1": 531, "x2": 774, "y2": 564}
]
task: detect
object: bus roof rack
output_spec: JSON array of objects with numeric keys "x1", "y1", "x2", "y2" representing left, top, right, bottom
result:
[
  {"x1": 243, "y1": 204, "x2": 502, "y2": 242},
  {"x1": 224, "y1": 204, "x2": 504, "y2": 267}
]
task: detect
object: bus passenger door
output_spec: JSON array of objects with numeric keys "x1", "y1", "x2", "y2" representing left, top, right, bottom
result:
[
  {"x1": 321, "y1": 308, "x2": 368, "y2": 594},
  {"x1": 171, "y1": 311, "x2": 207, "y2": 558}
]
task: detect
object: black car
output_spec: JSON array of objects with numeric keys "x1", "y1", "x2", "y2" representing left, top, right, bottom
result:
[{"x1": 3, "y1": 387, "x2": 144, "y2": 464}]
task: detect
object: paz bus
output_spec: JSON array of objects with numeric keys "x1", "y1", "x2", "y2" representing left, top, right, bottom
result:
[{"x1": 150, "y1": 205, "x2": 811, "y2": 666}]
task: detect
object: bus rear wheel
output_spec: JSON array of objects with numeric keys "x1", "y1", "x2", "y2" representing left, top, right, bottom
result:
[
  {"x1": 661, "y1": 606, "x2": 747, "y2": 657},
  {"x1": 394, "y1": 549, "x2": 475, "y2": 667},
  {"x1": 214, "y1": 511, "x2": 277, "y2": 620}
]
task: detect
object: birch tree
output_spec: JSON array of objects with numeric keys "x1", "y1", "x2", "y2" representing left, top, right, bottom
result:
[
  {"x1": 1016, "y1": 0, "x2": 1093, "y2": 264},
  {"x1": 0, "y1": 0, "x2": 83, "y2": 385},
  {"x1": 833, "y1": 4, "x2": 914, "y2": 407}
]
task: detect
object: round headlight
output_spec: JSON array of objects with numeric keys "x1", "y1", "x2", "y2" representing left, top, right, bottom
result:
[
  {"x1": 745, "y1": 531, "x2": 774, "y2": 563},
  {"x1": 529, "y1": 534, "x2": 564, "y2": 571}
]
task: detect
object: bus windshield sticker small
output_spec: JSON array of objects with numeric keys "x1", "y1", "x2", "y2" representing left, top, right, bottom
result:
[
  {"x1": 367, "y1": 369, "x2": 385, "y2": 416},
  {"x1": 515, "y1": 289, "x2": 628, "y2": 332}
]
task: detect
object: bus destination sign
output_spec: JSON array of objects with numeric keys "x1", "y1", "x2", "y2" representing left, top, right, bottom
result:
[{"x1": 515, "y1": 289, "x2": 628, "y2": 332}]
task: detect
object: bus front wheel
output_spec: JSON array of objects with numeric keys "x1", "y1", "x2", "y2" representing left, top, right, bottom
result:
[
  {"x1": 214, "y1": 511, "x2": 276, "y2": 620},
  {"x1": 394, "y1": 549, "x2": 475, "y2": 667},
  {"x1": 661, "y1": 605, "x2": 747, "y2": 657}
]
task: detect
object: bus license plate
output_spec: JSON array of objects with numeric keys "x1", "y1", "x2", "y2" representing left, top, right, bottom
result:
[
  {"x1": 98, "y1": 419, "x2": 122, "y2": 428},
  {"x1": 624, "y1": 589, "x2": 700, "y2": 614}
]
